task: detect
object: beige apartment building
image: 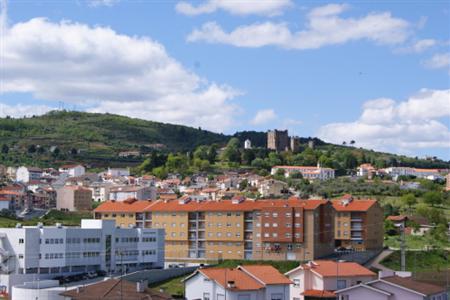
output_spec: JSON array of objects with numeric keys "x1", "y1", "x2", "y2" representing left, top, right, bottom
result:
[
  {"x1": 332, "y1": 194, "x2": 384, "y2": 251},
  {"x1": 94, "y1": 196, "x2": 336, "y2": 262},
  {"x1": 56, "y1": 185, "x2": 92, "y2": 211}
]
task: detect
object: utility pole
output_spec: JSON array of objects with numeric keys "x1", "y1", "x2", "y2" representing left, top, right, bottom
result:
[{"x1": 400, "y1": 224, "x2": 406, "y2": 272}]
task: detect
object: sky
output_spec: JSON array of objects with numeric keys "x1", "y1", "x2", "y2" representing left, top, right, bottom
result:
[{"x1": 0, "y1": 0, "x2": 449, "y2": 160}]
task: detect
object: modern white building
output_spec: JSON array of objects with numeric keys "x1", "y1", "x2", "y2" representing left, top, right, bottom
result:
[
  {"x1": 58, "y1": 164, "x2": 85, "y2": 178},
  {"x1": 184, "y1": 265, "x2": 292, "y2": 300},
  {"x1": 0, "y1": 219, "x2": 164, "y2": 295},
  {"x1": 271, "y1": 165, "x2": 335, "y2": 181},
  {"x1": 16, "y1": 166, "x2": 42, "y2": 183},
  {"x1": 383, "y1": 167, "x2": 444, "y2": 180}
]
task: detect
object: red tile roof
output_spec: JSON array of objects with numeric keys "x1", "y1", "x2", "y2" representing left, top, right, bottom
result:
[
  {"x1": 94, "y1": 199, "x2": 154, "y2": 212},
  {"x1": 302, "y1": 290, "x2": 336, "y2": 298},
  {"x1": 199, "y1": 268, "x2": 264, "y2": 291},
  {"x1": 381, "y1": 276, "x2": 446, "y2": 296},
  {"x1": 332, "y1": 198, "x2": 377, "y2": 212},
  {"x1": 240, "y1": 265, "x2": 292, "y2": 285},
  {"x1": 386, "y1": 215, "x2": 408, "y2": 222},
  {"x1": 305, "y1": 260, "x2": 376, "y2": 278}
]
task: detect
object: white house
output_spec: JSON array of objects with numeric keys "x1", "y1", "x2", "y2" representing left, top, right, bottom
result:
[
  {"x1": 184, "y1": 265, "x2": 292, "y2": 300},
  {"x1": 285, "y1": 260, "x2": 376, "y2": 300},
  {"x1": 107, "y1": 168, "x2": 130, "y2": 177},
  {"x1": 15, "y1": 166, "x2": 42, "y2": 183},
  {"x1": 0, "y1": 219, "x2": 164, "y2": 295},
  {"x1": 108, "y1": 186, "x2": 156, "y2": 201},
  {"x1": 58, "y1": 164, "x2": 85, "y2": 177}
]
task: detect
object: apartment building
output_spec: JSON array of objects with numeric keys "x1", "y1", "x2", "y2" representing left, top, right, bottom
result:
[
  {"x1": 58, "y1": 164, "x2": 85, "y2": 178},
  {"x1": 185, "y1": 265, "x2": 292, "y2": 300},
  {"x1": 15, "y1": 166, "x2": 42, "y2": 183},
  {"x1": 0, "y1": 219, "x2": 164, "y2": 294},
  {"x1": 332, "y1": 195, "x2": 384, "y2": 251},
  {"x1": 271, "y1": 165, "x2": 335, "y2": 181},
  {"x1": 94, "y1": 197, "x2": 335, "y2": 262},
  {"x1": 56, "y1": 185, "x2": 92, "y2": 211}
]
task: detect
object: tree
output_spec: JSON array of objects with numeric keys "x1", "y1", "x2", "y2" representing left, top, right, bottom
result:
[
  {"x1": 401, "y1": 193, "x2": 417, "y2": 214},
  {"x1": 152, "y1": 166, "x2": 168, "y2": 179},
  {"x1": 384, "y1": 219, "x2": 397, "y2": 236},
  {"x1": 28, "y1": 144, "x2": 37, "y2": 153},
  {"x1": 1, "y1": 144, "x2": 9, "y2": 154},
  {"x1": 423, "y1": 191, "x2": 442, "y2": 207},
  {"x1": 221, "y1": 138, "x2": 241, "y2": 163}
]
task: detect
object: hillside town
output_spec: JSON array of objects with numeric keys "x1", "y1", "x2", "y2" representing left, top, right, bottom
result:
[{"x1": 0, "y1": 131, "x2": 448, "y2": 300}]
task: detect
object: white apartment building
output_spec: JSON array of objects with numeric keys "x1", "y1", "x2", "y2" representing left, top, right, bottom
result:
[
  {"x1": 16, "y1": 166, "x2": 43, "y2": 183},
  {"x1": 107, "y1": 168, "x2": 130, "y2": 177},
  {"x1": 0, "y1": 219, "x2": 164, "y2": 294},
  {"x1": 271, "y1": 165, "x2": 335, "y2": 181}
]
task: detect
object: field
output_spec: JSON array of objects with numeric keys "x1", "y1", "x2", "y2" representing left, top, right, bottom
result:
[{"x1": 149, "y1": 275, "x2": 186, "y2": 298}]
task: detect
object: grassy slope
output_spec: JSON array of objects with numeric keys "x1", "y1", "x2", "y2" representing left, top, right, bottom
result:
[{"x1": 381, "y1": 250, "x2": 450, "y2": 272}]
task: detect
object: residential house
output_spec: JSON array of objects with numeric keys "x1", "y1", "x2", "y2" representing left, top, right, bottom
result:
[
  {"x1": 16, "y1": 166, "x2": 42, "y2": 183},
  {"x1": 58, "y1": 164, "x2": 85, "y2": 177},
  {"x1": 258, "y1": 179, "x2": 289, "y2": 197},
  {"x1": 109, "y1": 185, "x2": 156, "y2": 201},
  {"x1": 56, "y1": 185, "x2": 92, "y2": 211},
  {"x1": 184, "y1": 265, "x2": 292, "y2": 300},
  {"x1": 285, "y1": 260, "x2": 376, "y2": 300},
  {"x1": 336, "y1": 274, "x2": 448, "y2": 300},
  {"x1": 332, "y1": 195, "x2": 384, "y2": 251},
  {"x1": 357, "y1": 164, "x2": 376, "y2": 178},
  {"x1": 106, "y1": 167, "x2": 130, "y2": 177}
]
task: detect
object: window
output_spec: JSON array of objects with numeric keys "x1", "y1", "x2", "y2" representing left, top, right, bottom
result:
[
  {"x1": 271, "y1": 293, "x2": 283, "y2": 300},
  {"x1": 293, "y1": 279, "x2": 300, "y2": 287},
  {"x1": 19, "y1": 238, "x2": 24, "y2": 244},
  {"x1": 272, "y1": 223, "x2": 278, "y2": 227},
  {"x1": 337, "y1": 279, "x2": 347, "y2": 289},
  {"x1": 18, "y1": 254, "x2": 24, "y2": 259},
  {"x1": 203, "y1": 292, "x2": 210, "y2": 300},
  {"x1": 272, "y1": 213, "x2": 278, "y2": 217}
]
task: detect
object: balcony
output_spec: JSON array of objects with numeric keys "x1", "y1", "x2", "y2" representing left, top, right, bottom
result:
[{"x1": 351, "y1": 225, "x2": 363, "y2": 231}]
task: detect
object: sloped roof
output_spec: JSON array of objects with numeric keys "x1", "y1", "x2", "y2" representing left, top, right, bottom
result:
[
  {"x1": 199, "y1": 268, "x2": 264, "y2": 291},
  {"x1": 381, "y1": 276, "x2": 446, "y2": 296},
  {"x1": 302, "y1": 260, "x2": 375, "y2": 278},
  {"x1": 332, "y1": 199, "x2": 377, "y2": 212},
  {"x1": 239, "y1": 265, "x2": 292, "y2": 285}
]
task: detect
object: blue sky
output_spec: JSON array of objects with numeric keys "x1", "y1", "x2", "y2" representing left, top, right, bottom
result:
[{"x1": 0, "y1": 0, "x2": 449, "y2": 159}]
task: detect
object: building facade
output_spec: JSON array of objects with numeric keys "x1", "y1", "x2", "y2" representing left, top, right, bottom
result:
[
  {"x1": 285, "y1": 260, "x2": 376, "y2": 300},
  {"x1": 332, "y1": 195, "x2": 384, "y2": 251},
  {"x1": 0, "y1": 219, "x2": 164, "y2": 294},
  {"x1": 56, "y1": 186, "x2": 92, "y2": 211},
  {"x1": 271, "y1": 165, "x2": 335, "y2": 181},
  {"x1": 15, "y1": 167, "x2": 42, "y2": 183},
  {"x1": 184, "y1": 265, "x2": 292, "y2": 300},
  {"x1": 94, "y1": 197, "x2": 335, "y2": 263}
]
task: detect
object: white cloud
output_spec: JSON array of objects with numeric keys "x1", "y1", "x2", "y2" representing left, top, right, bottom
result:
[
  {"x1": 317, "y1": 89, "x2": 450, "y2": 153},
  {"x1": 88, "y1": 0, "x2": 119, "y2": 7},
  {"x1": 423, "y1": 53, "x2": 450, "y2": 69},
  {"x1": 396, "y1": 38, "x2": 437, "y2": 53},
  {"x1": 175, "y1": 0, "x2": 292, "y2": 16},
  {"x1": 187, "y1": 4, "x2": 411, "y2": 49},
  {"x1": 0, "y1": 11, "x2": 242, "y2": 132},
  {"x1": 250, "y1": 109, "x2": 277, "y2": 125},
  {"x1": 0, "y1": 103, "x2": 55, "y2": 118}
]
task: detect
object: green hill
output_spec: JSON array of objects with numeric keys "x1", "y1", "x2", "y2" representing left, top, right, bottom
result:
[
  {"x1": 0, "y1": 110, "x2": 228, "y2": 167},
  {"x1": 0, "y1": 110, "x2": 448, "y2": 170}
]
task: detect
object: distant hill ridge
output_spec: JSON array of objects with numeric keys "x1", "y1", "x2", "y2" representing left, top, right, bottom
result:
[{"x1": 0, "y1": 110, "x2": 448, "y2": 169}]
